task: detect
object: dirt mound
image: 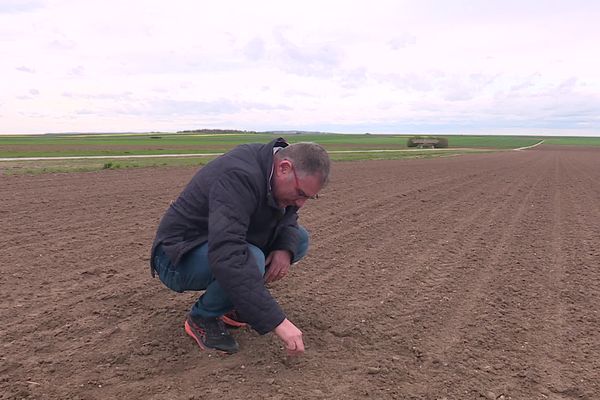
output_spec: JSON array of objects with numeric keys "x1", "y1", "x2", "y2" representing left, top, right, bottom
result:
[{"x1": 2, "y1": 145, "x2": 599, "y2": 399}]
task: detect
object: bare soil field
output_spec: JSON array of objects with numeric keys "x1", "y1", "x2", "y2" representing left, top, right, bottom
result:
[{"x1": 1, "y1": 145, "x2": 599, "y2": 400}]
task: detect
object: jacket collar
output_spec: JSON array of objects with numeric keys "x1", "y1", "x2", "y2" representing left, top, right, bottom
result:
[{"x1": 263, "y1": 137, "x2": 289, "y2": 209}]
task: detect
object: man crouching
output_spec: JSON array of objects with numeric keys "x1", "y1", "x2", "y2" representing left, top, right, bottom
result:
[{"x1": 150, "y1": 138, "x2": 330, "y2": 355}]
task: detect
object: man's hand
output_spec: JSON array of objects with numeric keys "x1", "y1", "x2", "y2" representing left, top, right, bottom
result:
[
  {"x1": 264, "y1": 250, "x2": 292, "y2": 283},
  {"x1": 274, "y1": 318, "x2": 304, "y2": 356}
]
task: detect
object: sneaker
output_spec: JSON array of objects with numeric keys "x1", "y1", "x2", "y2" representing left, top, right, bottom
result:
[
  {"x1": 184, "y1": 314, "x2": 239, "y2": 354},
  {"x1": 220, "y1": 310, "x2": 248, "y2": 328}
]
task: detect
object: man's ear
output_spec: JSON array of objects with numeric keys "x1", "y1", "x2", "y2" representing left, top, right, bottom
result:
[{"x1": 277, "y1": 159, "x2": 293, "y2": 175}]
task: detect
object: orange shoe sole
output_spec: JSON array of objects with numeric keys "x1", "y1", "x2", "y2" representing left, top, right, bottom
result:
[
  {"x1": 220, "y1": 314, "x2": 248, "y2": 328},
  {"x1": 184, "y1": 319, "x2": 208, "y2": 350}
]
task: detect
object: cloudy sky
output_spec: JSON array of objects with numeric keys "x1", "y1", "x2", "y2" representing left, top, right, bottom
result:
[{"x1": 1, "y1": 0, "x2": 599, "y2": 135}]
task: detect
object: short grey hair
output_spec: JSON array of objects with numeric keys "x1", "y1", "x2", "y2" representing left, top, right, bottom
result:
[{"x1": 276, "y1": 142, "x2": 331, "y2": 186}]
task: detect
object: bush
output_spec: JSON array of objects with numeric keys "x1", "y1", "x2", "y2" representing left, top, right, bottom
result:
[
  {"x1": 436, "y1": 137, "x2": 449, "y2": 148},
  {"x1": 407, "y1": 136, "x2": 449, "y2": 148}
]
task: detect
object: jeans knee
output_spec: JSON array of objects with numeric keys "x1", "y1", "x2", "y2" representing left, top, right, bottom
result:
[
  {"x1": 248, "y1": 244, "x2": 266, "y2": 275},
  {"x1": 154, "y1": 246, "x2": 184, "y2": 293},
  {"x1": 294, "y1": 225, "x2": 310, "y2": 262}
]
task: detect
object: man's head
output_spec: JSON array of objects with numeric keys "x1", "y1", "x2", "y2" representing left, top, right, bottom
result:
[{"x1": 271, "y1": 142, "x2": 330, "y2": 209}]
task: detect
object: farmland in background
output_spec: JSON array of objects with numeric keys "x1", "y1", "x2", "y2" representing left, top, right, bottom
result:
[
  {"x1": 543, "y1": 137, "x2": 600, "y2": 146},
  {"x1": 0, "y1": 132, "x2": 545, "y2": 157},
  {"x1": 1, "y1": 132, "x2": 598, "y2": 175}
]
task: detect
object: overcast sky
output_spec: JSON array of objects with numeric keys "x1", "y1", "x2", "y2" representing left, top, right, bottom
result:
[{"x1": 1, "y1": 0, "x2": 599, "y2": 135}]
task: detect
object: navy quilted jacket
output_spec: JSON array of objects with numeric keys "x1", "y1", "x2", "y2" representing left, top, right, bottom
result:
[{"x1": 150, "y1": 138, "x2": 301, "y2": 334}]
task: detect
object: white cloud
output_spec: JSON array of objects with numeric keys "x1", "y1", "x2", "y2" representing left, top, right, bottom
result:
[
  {"x1": 0, "y1": 0, "x2": 43, "y2": 14},
  {"x1": 15, "y1": 66, "x2": 35, "y2": 73},
  {"x1": 1, "y1": 0, "x2": 600, "y2": 134}
]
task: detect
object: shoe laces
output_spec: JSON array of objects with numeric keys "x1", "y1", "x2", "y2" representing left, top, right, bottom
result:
[{"x1": 205, "y1": 318, "x2": 229, "y2": 337}]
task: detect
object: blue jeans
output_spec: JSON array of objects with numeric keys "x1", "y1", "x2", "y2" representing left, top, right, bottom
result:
[{"x1": 153, "y1": 226, "x2": 309, "y2": 319}]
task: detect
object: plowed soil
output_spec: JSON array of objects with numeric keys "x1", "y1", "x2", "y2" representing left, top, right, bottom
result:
[{"x1": 2, "y1": 145, "x2": 599, "y2": 400}]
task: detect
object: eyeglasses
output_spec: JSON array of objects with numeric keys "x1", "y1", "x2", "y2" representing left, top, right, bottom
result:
[{"x1": 291, "y1": 166, "x2": 319, "y2": 200}]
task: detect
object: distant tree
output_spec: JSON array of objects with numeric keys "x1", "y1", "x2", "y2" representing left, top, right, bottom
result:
[{"x1": 177, "y1": 129, "x2": 260, "y2": 135}]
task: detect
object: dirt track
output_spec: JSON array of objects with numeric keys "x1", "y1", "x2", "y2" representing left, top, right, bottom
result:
[{"x1": 1, "y1": 145, "x2": 599, "y2": 400}]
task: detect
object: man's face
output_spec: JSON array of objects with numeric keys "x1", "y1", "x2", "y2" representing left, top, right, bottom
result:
[{"x1": 272, "y1": 159, "x2": 322, "y2": 209}]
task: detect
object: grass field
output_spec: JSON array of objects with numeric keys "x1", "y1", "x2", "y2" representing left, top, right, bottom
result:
[
  {"x1": 0, "y1": 131, "x2": 596, "y2": 175},
  {"x1": 0, "y1": 132, "x2": 543, "y2": 157},
  {"x1": 543, "y1": 137, "x2": 600, "y2": 146}
]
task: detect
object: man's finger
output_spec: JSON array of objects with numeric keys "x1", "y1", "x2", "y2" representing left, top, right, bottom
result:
[
  {"x1": 286, "y1": 341, "x2": 296, "y2": 351},
  {"x1": 264, "y1": 266, "x2": 279, "y2": 283},
  {"x1": 264, "y1": 270, "x2": 274, "y2": 283},
  {"x1": 286, "y1": 338, "x2": 304, "y2": 355},
  {"x1": 295, "y1": 337, "x2": 305, "y2": 353},
  {"x1": 266, "y1": 263, "x2": 281, "y2": 279}
]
